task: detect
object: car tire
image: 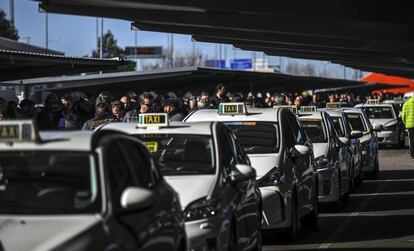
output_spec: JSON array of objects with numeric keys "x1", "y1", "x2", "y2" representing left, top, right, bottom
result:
[{"x1": 301, "y1": 183, "x2": 318, "y2": 228}]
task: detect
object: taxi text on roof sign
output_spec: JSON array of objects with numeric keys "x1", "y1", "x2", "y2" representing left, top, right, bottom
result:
[
  {"x1": 274, "y1": 105, "x2": 298, "y2": 114},
  {"x1": 143, "y1": 141, "x2": 158, "y2": 153},
  {"x1": 326, "y1": 102, "x2": 342, "y2": 109},
  {"x1": 300, "y1": 106, "x2": 317, "y2": 112},
  {"x1": 367, "y1": 99, "x2": 380, "y2": 105},
  {"x1": 0, "y1": 120, "x2": 37, "y2": 142},
  {"x1": 218, "y1": 103, "x2": 247, "y2": 115},
  {"x1": 138, "y1": 113, "x2": 169, "y2": 128}
]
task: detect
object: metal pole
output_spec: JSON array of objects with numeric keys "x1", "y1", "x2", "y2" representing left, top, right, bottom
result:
[
  {"x1": 224, "y1": 44, "x2": 227, "y2": 68},
  {"x1": 253, "y1": 52, "x2": 257, "y2": 71},
  {"x1": 96, "y1": 18, "x2": 99, "y2": 56},
  {"x1": 344, "y1": 65, "x2": 346, "y2": 79},
  {"x1": 170, "y1": 33, "x2": 174, "y2": 68},
  {"x1": 9, "y1": 0, "x2": 14, "y2": 26},
  {"x1": 100, "y1": 18, "x2": 104, "y2": 58},
  {"x1": 192, "y1": 41, "x2": 195, "y2": 65},
  {"x1": 45, "y1": 12, "x2": 48, "y2": 49}
]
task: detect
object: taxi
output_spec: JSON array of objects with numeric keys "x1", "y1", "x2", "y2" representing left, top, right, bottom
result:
[
  {"x1": 0, "y1": 120, "x2": 186, "y2": 251},
  {"x1": 355, "y1": 100, "x2": 405, "y2": 148},
  {"x1": 342, "y1": 108, "x2": 381, "y2": 179},
  {"x1": 322, "y1": 109, "x2": 363, "y2": 187},
  {"x1": 297, "y1": 109, "x2": 352, "y2": 205},
  {"x1": 100, "y1": 114, "x2": 262, "y2": 251},
  {"x1": 185, "y1": 103, "x2": 318, "y2": 238}
]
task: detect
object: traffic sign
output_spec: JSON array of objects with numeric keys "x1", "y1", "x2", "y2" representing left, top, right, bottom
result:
[
  {"x1": 230, "y1": 58, "x2": 253, "y2": 70},
  {"x1": 124, "y1": 46, "x2": 163, "y2": 58},
  {"x1": 205, "y1": 60, "x2": 226, "y2": 69}
]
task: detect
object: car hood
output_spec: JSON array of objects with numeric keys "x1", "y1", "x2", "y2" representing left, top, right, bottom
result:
[
  {"x1": 165, "y1": 175, "x2": 216, "y2": 209},
  {"x1": 313, "y1": 143, "x2": 329, "y2": 159},
  {"x1": 0, "y1": 215, "x2": 101, "y2": 251},
  {"x1": 369, "y1": 118, "x2": 396, "y2": 127},
  {"x1": 247, "y1": 153, "x2": 279, "y2": 180}
]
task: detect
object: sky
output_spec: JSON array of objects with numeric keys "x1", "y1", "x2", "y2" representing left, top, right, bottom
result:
[{"x1": 0, "y1": 0, "x2": 360, "y2": 79}]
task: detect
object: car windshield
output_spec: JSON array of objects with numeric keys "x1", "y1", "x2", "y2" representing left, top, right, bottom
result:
[
  {"x1": 299, "y1": 119, "x2": 328, "y2": 143},
  {"x1": 331, "y1": 117, "x2": 346, "y2": 137},
  {"x1": 345, "y1": 113, "x2": 367, "y2": 132},
  {"x1": 137, "y1": 134, "x2": 215, "y2": 175},
  {"x1": 0, "y1": 151, "x2": 100, "y2": 214},
  {"x1": 363, "y1": 106, "x2": 394, "y2": 119},
  {"x1": 223, "y1": 121, "x2": 279, "y2": 154}
]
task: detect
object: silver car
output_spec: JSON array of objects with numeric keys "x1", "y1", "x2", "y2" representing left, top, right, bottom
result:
[
  {"x1": 343, "y1": 108, "x2": 381, "y2": 179},
  {"x1": 101, "y1": 116, "x2": 262, "y2": 251},
  {"x1": 298, "y1": 111, "x2": 352, "y2": 205},
  {"x1": 0, "y1": 121, "x2": 186, "y2": 251},
  {"x1": 185, "y1": 104, "x2": 318, "y2": 238},
  {"x1": 355, "y1": 103, "x2": 405, "y2": 148}
]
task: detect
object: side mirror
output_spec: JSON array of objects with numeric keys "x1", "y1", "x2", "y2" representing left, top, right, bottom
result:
[
  {"x1": 120, "y1": 187, "x2": 156, "y2": 211},
  {"x1": 372, "y1": 124, "x2": 384, "y2": 132},
  {"x1": 350, "y1": 130, "x2": 363, "y2": 139},
  {"x1": 230, "y1": 164, "x2": 256, "y2": 182},
  {"x1": 339, "y1": 137, "x2": 350, "y2": 145},
  {"x1": 291, "y1": 145, "x2": 310, "y2": 157}
]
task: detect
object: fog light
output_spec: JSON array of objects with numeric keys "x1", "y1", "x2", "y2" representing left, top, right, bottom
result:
[{"x1": 323, "y1": 180, "x2": 331, "y2": 195}]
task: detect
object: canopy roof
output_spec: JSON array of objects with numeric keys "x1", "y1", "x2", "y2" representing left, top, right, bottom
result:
[
  {"x1": 360, "y1": 73, "x2": 414, "y2": 94},
  {"x1": 38, "y1": 0, "x2": 414, "y2": 78}
]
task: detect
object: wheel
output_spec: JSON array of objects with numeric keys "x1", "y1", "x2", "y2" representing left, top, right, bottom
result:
[
  {"x1": 285, "y1": 192, "x2": 299, "y2": 239},
  {"x1": 301, "y1": 183, "x2": 318, "y2": 228}
]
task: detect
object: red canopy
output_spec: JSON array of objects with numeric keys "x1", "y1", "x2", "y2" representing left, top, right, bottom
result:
[{"x1": 361, "y1": 73, "x2": 414, "y2": 94}]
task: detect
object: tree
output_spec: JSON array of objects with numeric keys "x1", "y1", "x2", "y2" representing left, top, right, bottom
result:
[
  {"x1": 0, "y1": 10, "x2": 19, "y2": 40},
  {"x1": 141, "y1": 49, "x2": 204, "y2": 71},
  {"x1": 92, "y1": 30, "x2": 123, "y2": 58}
]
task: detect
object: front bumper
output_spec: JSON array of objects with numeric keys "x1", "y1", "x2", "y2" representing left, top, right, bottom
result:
[
  {"x1": 185, "y1": 217, "x2": 230, "y2": 251},
  {"x1": 317, "y1": 167, "x2": 340, "y2": 203},
  {"x1": 376, "y1": 130, "x2": 399, "y2": 145}
]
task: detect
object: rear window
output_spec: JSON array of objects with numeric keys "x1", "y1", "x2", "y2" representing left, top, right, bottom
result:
[
  {"x1": 345, "y1": 113, "x2": 367, "y2": 132},
  {"x1": 299, "y1": 119, "x2": 328, "y2": 143},
  {"x1": 136, "y1": 134, "x2": 215, "y2": 175},
  {"x1": 223, "y1": 121, "x2": 279, "y2": 154},
  {"x1": 363, "y1": 106, "x2": 394, "y2": 119}
]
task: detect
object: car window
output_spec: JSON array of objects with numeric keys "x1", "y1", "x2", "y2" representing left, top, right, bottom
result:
[
  {"x1": 137, "y1": 134, "x2": 215, "y2": 175},
  {"x1": 331, "y1": 116, "x2": 346, "y2": 137},
  {"x1": 363, "y1": 106, "x2": 394, "y2": 119},
  {"x1": 217, "y1": 126, "x2": 237, "y2": 170},
  {"x1": 299, "y1": 119, "x2": 327, "y2": 143},
  {"x1": 345, "y1": 113, "x2": 367, "y2": 132},
  {"x1": 326, "y1": 115, "x2": 339, "y2": 139},
  {"x1": 283, "y1": 118, "x2": 296, "y2": 149},
  {"x1": 0, "y1": 151, "x2": 101, "y2": 214},
  {"x1": 119, "y1": 141, "x2": 155, "y2": 187},
  {"x1": 224, "y1": 121, "x2": 279, "y2": 154},
  {"x1": 287, "y1": 113, "x2": 306, "y2": 145}
]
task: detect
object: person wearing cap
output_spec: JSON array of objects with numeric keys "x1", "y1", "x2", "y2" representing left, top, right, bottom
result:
[{"x1": 163, "y1": 98, "x2": 184, "y2": 122}]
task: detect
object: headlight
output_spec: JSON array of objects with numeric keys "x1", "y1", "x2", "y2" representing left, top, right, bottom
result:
[
  {"x1": 315, "y1": 156, "x2": 329, "y2": 169},
  {"x1": 257, "y1": 166, "x2": 284, "y2": 187},
  {"x1": 184, "y1": 197, "x2": 219, "y2": 221}
]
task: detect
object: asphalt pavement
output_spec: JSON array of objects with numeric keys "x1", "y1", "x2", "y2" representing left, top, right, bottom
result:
[{"x1": 263, "y1": 147, "x2": 414, "y2": 251}]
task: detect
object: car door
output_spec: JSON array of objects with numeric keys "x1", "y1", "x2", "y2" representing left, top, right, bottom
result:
[
  {"x1": 227, "y1": 128, "x2": 261, "y2": 247},
  {"x1": 104, "y1": 136, "x2": 180, "y2": 251},
  {"x1": 286, "y1": 112, "x2": 314, "y2": 214},
  {"x1": 216, "y1": 124, "x2": 250, "y2": 250}
]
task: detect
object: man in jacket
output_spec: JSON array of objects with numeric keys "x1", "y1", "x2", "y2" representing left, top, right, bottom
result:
[{"x1": 402, "y1": 96, "x2": 414, "y2": 159}]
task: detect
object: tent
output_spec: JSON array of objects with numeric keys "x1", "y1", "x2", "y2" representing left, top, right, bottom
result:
[{"x1": 360, "y1": 73, "x2": 414, "y2": 94}]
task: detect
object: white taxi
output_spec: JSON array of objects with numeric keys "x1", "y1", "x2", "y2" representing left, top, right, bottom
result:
[{"x1": 185, "y1": 103, "x2": 318, "y2": 238}]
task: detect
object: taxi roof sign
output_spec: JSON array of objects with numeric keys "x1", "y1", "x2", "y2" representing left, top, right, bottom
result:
[
  {"x1": 218, "y1": 103, "x2": 247, "y2": 115},
  {"x1": 300, "y1": 106, "x2": 317, "y2": 112},
  {"x1": 0, "y1": 120, "x2": 37, "y2": 142},
  {"x1": 367, "y1": 99, "x2": 380, "y2": 105},
  {"x1": 138, "y1": 113, "x2": 169, "y2": 129},
  {"x1": 274, "y1": 105, "x2": 298, "y2": 114},
  {"x1": 326, "y1": 102, "x2": 343, "y2": 109}
]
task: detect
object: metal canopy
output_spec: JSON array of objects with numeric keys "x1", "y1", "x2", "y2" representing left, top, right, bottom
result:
[
  {"x1": 38, "y1": 0, "x2": 414, "y2": 78},
  {"x1": 2, "y1": 67, "x2": 370, "y2": 96},
  {"x1": 0, "y1": 49, "x2": 129, "y2": 81}
]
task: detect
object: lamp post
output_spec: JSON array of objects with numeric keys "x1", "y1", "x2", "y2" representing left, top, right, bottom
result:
[{"x1": 45, "y1": 12, "x2": 49, "y2": 49}]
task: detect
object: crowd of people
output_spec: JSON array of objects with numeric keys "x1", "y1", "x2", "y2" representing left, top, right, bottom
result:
[{"x1": 0, "y1": 83, "x2": 404, "y2": 131}]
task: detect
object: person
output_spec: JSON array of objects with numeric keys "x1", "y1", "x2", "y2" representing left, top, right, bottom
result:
[
  {"x1": 108, "y1": 100, "x2": 126, "y2": 122},
  {"x1": 402, "y1": 95, "x2": 414, "y2": 159},
  {"x1": 35, "y1": 94, "x2": 63, "y2": 130},
  {"x1": 19, "y1": 99, "x2": 35, "y2": 119},
  {"x1": 82, "y1": 102, "x2": 109, "y2": 130},
  {"x1": 210, "y1": 84, "x2": 226, "y2": 106},
  {"x1": 163, "y1": 98, "x2": 184, "y2": 121}
]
